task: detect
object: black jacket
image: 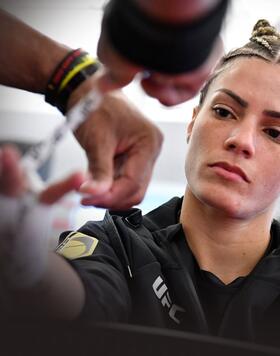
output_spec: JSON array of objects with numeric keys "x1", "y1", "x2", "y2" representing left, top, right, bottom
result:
[{"x1": 58, "y1": 197, "x2": 280, "y2": 347}]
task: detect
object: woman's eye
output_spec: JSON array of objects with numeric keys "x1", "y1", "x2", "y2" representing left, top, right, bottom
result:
[
  {"x1": 212, "y1": 107, "x2": 234, "y2": 119},
  {"x1": 264, "y1": 128, "x2": 280, "y2": 142}
]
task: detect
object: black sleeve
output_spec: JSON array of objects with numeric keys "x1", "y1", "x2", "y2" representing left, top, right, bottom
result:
[{"x1": 58, "y1": 221, "x2": 132, "y2": 323}]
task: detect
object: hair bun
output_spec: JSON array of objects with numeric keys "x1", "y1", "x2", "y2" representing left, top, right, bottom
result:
[
  {"x1": 250, "y1": 19, "x2": 280, "y2": 52},
  {"x1": 251, "y1": 19, "x2": 279, "y2": 38}
]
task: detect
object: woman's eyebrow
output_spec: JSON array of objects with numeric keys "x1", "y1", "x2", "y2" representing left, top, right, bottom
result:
[
  {"x1": 263, "y1": 110, "x2": 280, "y2": 118},
  {"x1": 215, "y1": 89, "x2": 280, "y2": 118},
  {"x1": 215, "y1": 88, "x2": 248, "y2": 108}
]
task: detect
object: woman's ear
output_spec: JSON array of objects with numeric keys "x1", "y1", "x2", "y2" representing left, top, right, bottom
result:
[{"x1": 187, "y1": 106, "x2": 199, "y2": 142}]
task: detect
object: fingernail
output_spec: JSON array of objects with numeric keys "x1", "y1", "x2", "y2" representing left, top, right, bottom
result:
[
  {"x1": 79, "y1": 179, "x2": 111, "y2": 194},
  {"x1": 80, "y1": 192, "x2": 96, "y2": 200}
]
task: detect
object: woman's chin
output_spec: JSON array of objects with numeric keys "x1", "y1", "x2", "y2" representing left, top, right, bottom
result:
[{"x1": 196, "y1": 189, "x2": 251, "y2": 220}]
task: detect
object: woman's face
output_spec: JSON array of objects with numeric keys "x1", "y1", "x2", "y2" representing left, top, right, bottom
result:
[{"x1": 186, "y1": 58, "x2": 280, "y2": 219}]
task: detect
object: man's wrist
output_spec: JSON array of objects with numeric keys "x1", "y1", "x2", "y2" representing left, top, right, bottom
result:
[
  {"x1": 44, "y1": 48, "x2": 100, "y2": 114},
  {"x1": 37, "y1": 41, "x2": 70, "y2": 93}
]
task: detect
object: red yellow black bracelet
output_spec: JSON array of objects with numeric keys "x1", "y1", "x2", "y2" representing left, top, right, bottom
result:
[{"x1": 45, "y1": 48, "x2": 100, "y2": 114}]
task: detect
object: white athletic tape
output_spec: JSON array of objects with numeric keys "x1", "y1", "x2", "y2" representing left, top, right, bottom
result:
[
  {"x1": 0, "y1": 89, "x2": 103, "y2": 288},
  {"x1": 0, "y1": 195, "x2": 53, "y2": 288},
  {"x1": 21, "y1": 88, "x2": 103, "y2": 176}
]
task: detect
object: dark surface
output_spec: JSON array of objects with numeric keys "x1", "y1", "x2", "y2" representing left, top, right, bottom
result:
[{"x1": 2, "y1": 322, "x2": 280, "y2": 356}]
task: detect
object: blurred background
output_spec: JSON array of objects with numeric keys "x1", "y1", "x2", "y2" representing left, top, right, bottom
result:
[{"x1": 0, "y1": 0, "x2": 279, "y2": 245}]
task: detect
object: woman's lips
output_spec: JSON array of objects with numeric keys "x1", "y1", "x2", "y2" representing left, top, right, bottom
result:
[{"x1": 209, "y1": 162, "x2": 250, "y2": 183}]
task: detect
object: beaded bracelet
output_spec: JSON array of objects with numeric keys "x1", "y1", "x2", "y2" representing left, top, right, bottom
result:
[{"x1": 45, "y1": 48, "x2": 100, "y2": 114}]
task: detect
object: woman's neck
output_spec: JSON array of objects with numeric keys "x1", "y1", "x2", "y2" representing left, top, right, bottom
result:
[{"x1": 180, "y1": 189, "x2": 273, "y2": 284}]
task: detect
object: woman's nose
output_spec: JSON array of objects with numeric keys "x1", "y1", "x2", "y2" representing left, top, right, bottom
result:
[{"x1": 223, "y1": 124, "x2": 256, "y2": 158}]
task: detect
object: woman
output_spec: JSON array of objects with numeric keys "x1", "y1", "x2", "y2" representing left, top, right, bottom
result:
[
  {"x1": 1, "y1": 19, "x2": 280, "y2": 347},
  {"x1": 54, "y1": 19, "x2": 280, "y2": 346}
]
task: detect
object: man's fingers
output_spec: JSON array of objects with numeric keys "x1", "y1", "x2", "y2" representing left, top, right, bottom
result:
[
  {"x1": 141, "y1": 72, "x2": 207, "y2": 106},
  {"x1": 78, "y1": 136, "x2": 117, "y2": 197},
  {"x1": 140, "y1": 49, "x2": 218, "y2": 106},
  {"x1": 141, "y1": 79, "x2": 196, "y2": 106},
  {"x1": 97, "y1": 29, "x2": 141, "y2": 91},
  {"x1": 74, "y1": 90, "x2": 162, "y2": 210},
  {"x1": 81, "y1": 148, "x2": 155, "y2": 210},
  {"x1": 39, "y1": 172, "x2": 85, "y2": 205},
  {"x1": 81, "y1": 175, "x2": 147, "y2": 210},
  {"x1": 96, "y1": 69, "x2": 134, "y2": 93}
]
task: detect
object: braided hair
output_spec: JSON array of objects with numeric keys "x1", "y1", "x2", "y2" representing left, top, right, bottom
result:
[{"x1": 199, "y1": 19, "x2": 280, "y2": 106}]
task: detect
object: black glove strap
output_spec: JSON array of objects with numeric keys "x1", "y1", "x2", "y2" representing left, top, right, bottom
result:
[{"x1": 102, "y1": 0, "x2": 229, "y2": 74}]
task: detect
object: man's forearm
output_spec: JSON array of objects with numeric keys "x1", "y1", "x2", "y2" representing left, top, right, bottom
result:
[
  {"x1": 5, "y1": 253, "x2": 85, "y2": 320},
  {"x1": 0, "y1": 9, "x2": 70, "y2": 94}
]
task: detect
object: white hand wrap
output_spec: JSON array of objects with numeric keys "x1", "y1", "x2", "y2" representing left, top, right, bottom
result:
[{"x1": 0, "y1": 195, "x2": 53, "y2": 288}]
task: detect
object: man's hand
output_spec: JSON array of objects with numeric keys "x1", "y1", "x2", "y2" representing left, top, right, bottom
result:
[
  {"x1": 0, "y1": 145, "x2": 85, "y2": 203},
  {"x1": 68, "y1": 80, "x2": 163, "y2": 210},
  {"x1": 96, "y1": 32, "x2": 223, "y2": 106},
  {"x1": 96, "y1": 0, "x2": 224, "y2": 106},
  {"x1": 139, "y1": 38, "x2": 223, "y2": 106}
]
